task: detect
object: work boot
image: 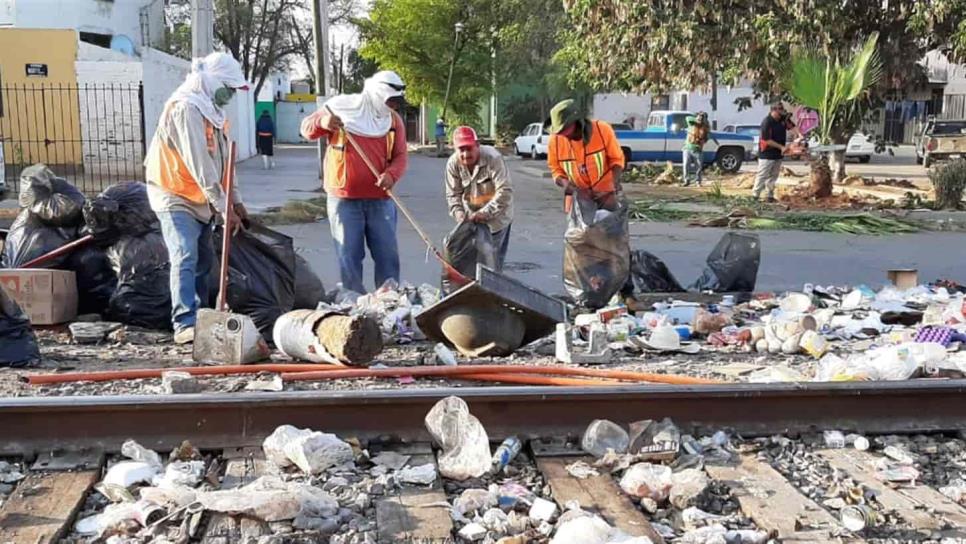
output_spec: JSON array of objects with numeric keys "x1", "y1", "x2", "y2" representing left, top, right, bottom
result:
[
  {"x1": 174, "y1": 327, "x2": 195, "y2": 345},
  {"x1": 766, "y1": 196, "x2": 777, "y2": 203}
]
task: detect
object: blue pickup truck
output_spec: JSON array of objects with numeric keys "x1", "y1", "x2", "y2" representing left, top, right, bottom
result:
[{"x1": 614, "y1": 111, "x2": 756, "y2": 173}]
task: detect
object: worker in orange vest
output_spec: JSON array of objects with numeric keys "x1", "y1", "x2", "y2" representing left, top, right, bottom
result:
[
  {"x1": 546, "y1": 99, "x2": 626, "y2": 211},
  {"x1": 144, "y1": 52, "x2": 250, "y2": 344}
]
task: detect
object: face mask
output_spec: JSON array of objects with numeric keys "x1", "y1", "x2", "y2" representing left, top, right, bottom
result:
[{"x1": 214, "y1": 86, "x2": 236, "y2": 107}]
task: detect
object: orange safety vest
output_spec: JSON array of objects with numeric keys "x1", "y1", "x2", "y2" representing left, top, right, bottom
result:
[
  {"x1": 552, "y1": 121, "x2": 617, "y2": 192},
  {"x1": 157, "y1": 103, "x2": 229, "y2": 204},
  {"x1": 325, "y1": 126, "x2": 396, "y2": 190}
]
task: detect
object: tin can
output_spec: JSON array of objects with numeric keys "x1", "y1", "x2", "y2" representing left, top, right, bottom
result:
[{"x1": 841, "y1": 504, "x2": 878, "y2": 531}]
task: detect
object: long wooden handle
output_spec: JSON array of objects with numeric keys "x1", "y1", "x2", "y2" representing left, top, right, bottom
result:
[
  {"x1": 325, "y1": 106, "x2": 468, "y2": 282},
  {"x1": 216, "y1": 141, "x2": 237, "y2": 312},
  {"x1": 21, "y1": 234, "x2": 95, "y2": 269}
]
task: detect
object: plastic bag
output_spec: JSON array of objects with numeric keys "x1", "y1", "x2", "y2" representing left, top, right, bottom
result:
[
  {"x1": 214, "y1": 224, "x2": 296, "y2": 339},
  {"x1": 563, "y1": 195, "x2": 630, "y2": 309},
  {"x1": 424, "y1": 396, "x2": 491, "y2": 480},
  {"x1": 689, "y1": 232, "x2": 760, "y2": 292},
  {"x1": 82, "y1": 181, "x2": 159, "y2": 244},
  {"x1": 0, "y1": 287, "x2": 41, "y2": 367},
  {"x1": 107, "y1": 232, "x2": 173, "y2": 330},
  {"x1": 442, "y1": 221, "x2": 496, "y2": 294},
  {"x1": 18, "y1": 164, "x2": 86, "y2": 227},
  {"x1": 627, "y1": 250, "x2": 684, "y2": 293},
  {"x1": 67, "y1": 245, "x2": 117, "y2": 315},
  {"x1": 293, "y1": 253, "x2": 324, "y2": 309},
  {"x1": 0, "y1": 210, "x2": 77, "y2": 268}
]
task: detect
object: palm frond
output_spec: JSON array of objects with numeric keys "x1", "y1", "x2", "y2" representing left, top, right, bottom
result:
[
  {"x1": 785, "y1": 54, "x2": 828, "y2": 110},
  {"x1": 842, "y1": 33, "x2": 883, "y2": 100}
]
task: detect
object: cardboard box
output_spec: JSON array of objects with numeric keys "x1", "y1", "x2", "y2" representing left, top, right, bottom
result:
[
  {"x1": 887, "y1": 269, "x2": 918, "y2": 291},
  {"x1": 0, "y1": 269, "x2": 77, "y2": 325}
]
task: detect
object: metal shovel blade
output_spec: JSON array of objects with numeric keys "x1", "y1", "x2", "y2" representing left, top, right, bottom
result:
[{"x1": 193, "y1": 309, "x2": 271, "y2": 365}]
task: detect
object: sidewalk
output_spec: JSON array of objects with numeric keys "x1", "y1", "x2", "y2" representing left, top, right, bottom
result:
[{"x1": 235, "y1": 144, "x2": 323, "y2": 212}]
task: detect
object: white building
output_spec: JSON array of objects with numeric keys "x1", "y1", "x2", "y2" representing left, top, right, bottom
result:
[
  {"x1": 257, "y1": 72, "x2": 293, "y2": 103},
  {"x1": 0, "y1": 0, "x2": 165, "y2": 53},
  {"x1": 593, "y1": 82, "x2": 771, "y2": 130}
]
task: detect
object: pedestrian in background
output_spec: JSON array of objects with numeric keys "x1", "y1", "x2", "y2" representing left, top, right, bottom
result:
[
  {"x1": 435, "y1": 118, "x2": 447, "y2": 157},
  {"x1": 256, "y1": 110, "x2": 276, "y2": 170},
  {"x1": 444, "y1": 126, "x2": 514, "y2": 269},
  {"x1": 753, "y1": 103, "x2": 795, "y2": 202},
  {"x1": 300, "y1": 70, "x2": 409, "y2": 294}
]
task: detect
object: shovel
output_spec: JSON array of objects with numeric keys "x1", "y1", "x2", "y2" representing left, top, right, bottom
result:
[
  {"x1": 193, "y1": 141, "x2": 271, "y2": 365},
  {"x1": 324, "y1": 105, "x2": 471, "y2": 288}
]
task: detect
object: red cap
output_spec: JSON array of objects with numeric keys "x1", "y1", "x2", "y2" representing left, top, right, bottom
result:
[{"x1": 452, "y1": 126, "x2": 478, "y2": 148}]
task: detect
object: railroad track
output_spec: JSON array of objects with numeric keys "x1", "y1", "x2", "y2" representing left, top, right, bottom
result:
[{"x1": 1, "y1": 381, "x2": 966, "y2": 543}]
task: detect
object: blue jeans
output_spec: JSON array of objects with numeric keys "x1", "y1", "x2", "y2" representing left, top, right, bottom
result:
[
  {"x1": 683, "y1": 149, "x2": 703, "y2": 185},
  {"x1": 492, "y1": 224, "x2": 511, "y2": 271},
  {"x1": 157, "y1": 211, "x2": 213, "y2": 332},
  {"x1": 327, "y1": 196, "x2": 400, "y2": 294}
]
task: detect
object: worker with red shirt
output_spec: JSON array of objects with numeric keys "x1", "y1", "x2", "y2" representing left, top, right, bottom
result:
[
  {"x1": 546, "y1": 98, "x2": 626, "y2": 211},
  {"x1": 300, "y1": 71, "x2": 409, "y2": 294}
]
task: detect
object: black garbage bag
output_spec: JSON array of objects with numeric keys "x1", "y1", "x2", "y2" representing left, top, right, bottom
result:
[
  {"x1": 83, "y1": 181, "x2": 159, "y2": 244},
  {"x1": 689, "y1": 232, "x2": 761, "y2": 292},
  {"x1": 293, "y1": 253, "x2": 325, "y2": 309},
  {"x1": 441, "y1": 221, "x2": 497, "y2": 294},
  {"x1": 0, "y1": 210, "x2": 77, "y2": 268},
  {"x1": 628, "y1": 250, "x2": 685, "y2": 293},
  {"x1": 562, "y1": 195, "x2": 630, "y2": 309},
  {"x1": 67, "y1": 245, "x2": 118, "y2": 315},
  {"x1": 0, "y1": 287, "x2": 41, "y2": 367},
  {"x1": 18, "y1": 164, "x2": 86, "y2": 227},
  {"x1": 107, "y1": 232, "x2": 173, "y2": 330},
  {"x1": 213, "y1": 224, "x2": 296, "y2": 339}
]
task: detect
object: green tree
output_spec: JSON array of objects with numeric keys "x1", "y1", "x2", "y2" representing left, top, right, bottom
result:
[
  {"x1": 561, "y1": 0, "x2": 966, "y2": 179},
  {"x1": 787, "y1": 34, "x2": 883, "y2": 196}
]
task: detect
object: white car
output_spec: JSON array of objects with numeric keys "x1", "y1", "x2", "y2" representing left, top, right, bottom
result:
[
  {"x1": 721, "y1": 124, "x2": 761, "y2": 160},
  {"x1": 513, "y1": 123, "x2": 549, "y2": 159},
  {"x1": 793, "y1": 133, "x2": 876, "y2": 163}
]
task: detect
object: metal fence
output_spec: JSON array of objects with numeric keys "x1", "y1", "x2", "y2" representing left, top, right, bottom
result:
[
  {"x1": 943, "y1": 94, "x2": 966, "y2": 120},
  {"x1": 0, "y1": 82, "x2": 145, "y2": 195}
]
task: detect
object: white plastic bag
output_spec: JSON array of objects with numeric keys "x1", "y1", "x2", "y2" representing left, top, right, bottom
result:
[{"x1": 424, "y1": 396, "x2": 491, "y2": 480}]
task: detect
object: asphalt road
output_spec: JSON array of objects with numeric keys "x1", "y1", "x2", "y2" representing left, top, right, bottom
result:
[{"x1": 236, "y1": 145, "x2": 962, "y2": 295}]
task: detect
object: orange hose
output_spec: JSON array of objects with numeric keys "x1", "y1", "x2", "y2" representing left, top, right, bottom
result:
[
  {"x1": 461, "y1": 373, "x2": 622, "y2": 387},
  {"x1": 281, "y1": 364, "x2": 723, "y2": 385},
  {"x1": 25, "y1": 363, "x2": 347, "y2": 385}
]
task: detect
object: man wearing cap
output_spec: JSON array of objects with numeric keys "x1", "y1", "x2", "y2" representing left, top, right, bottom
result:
[
  {"x1": 444, "y1": 126, "x2": 514, "y2": 269},
  {"x1": 144, "y1": 51, "x2": 251, "y2": 344},
  {"x1": 546, "y1": 99, "x2": 625, "y2": 210},
  {"x1": 753, "y1": 103, "x2": 794, "y2": 202},
  {"x1": 682, "y1": 111, "x2": 718, "y2": 186},
  {"x1": 301, "y1": 71, "x2": 409, "y2": 294}
]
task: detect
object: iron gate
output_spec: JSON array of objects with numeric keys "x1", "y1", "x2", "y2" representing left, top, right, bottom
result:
[{"x1": 0, "y1": 82, "x2": 145, "y2": 195}]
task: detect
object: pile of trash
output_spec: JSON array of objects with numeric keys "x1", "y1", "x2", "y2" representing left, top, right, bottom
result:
[
  {"x1": 323, "y1": 278, "x2": 442, "y2": 345},
  {"x1": 557, "y1": 278, "x2": 966, "y2": 383}
]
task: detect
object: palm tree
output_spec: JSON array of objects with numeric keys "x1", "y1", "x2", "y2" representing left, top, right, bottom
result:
[{"x1": 785, "y1": 33, "x2": 883, "y2": 198}]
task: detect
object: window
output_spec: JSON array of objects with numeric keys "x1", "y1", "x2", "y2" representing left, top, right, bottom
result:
[
  {"x1": 650, "y1": 94, "x2": 670, "y2": 111},
  {"x1": 647, "y1": 114, "x2": 664, "y2": 128},
  {"x1": 80, "y1": 32, "x2": 112, "y2": 48},
  {"x1": 668, "y1": 113, "x2": 689, "y2": 132}
]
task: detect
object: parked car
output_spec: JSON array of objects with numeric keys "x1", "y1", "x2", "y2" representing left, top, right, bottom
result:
[
  {"x1": 513, "y1": 123, "x2": 550, "y2": 159},
  {"x1": 781, "y1": 133, "x2": 876, "y2": 163},
  {"x1": 615, "y1": 111, "x2": 754, "y2": 173},
  {"x1": 721, "y1": 124, "x2": 761, "y2": 160},
  {"x1": 916, "y1": 119, "x2": 966, "y2": 168}
]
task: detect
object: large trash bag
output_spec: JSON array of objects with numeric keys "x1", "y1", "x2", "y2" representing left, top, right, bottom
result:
[
  {"x1": 83, "y1": 181, "x2": 160, "y2": 244},
  {"x1": 0, "y1": 287, "x2": 41, "y2": 367},
  {"x1": 293, "y1": 253, "x2": 325, "y2": 309},
  {"x1": 441, "y1": 221, "x2": 497, "y2": 294},
  {"x1": 628, "y1": 250, "x2": 685, "y2": 293},
  {"x1": 107, "y1": 232, "x2": 173, "y2": 330},
  {"x1": 0, "y1": 210, "x2": 77, "y2": 268},
  {"x1": 67, "y1": 245, "x2": 118, "y2": 315},
  {"x1": 18, "y1": 164, "x2": 86, "y2": 227},
  {"x1": 214, "y1": 224, "x2": 296, "y2": 339},
  {"x1": 689, "y1": 232, "x2": 761, "y2": 292},
  {"x1": 562, "y1": 195, "x2": 630, "y2": 309}
]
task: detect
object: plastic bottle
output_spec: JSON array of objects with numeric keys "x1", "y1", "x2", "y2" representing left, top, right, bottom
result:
[
  {"x1": 581, "y1": 419, "x2": 629, "y2": 457},
  {"x1": 491, "y1": 436, "x2": 522, "y2": 474}
]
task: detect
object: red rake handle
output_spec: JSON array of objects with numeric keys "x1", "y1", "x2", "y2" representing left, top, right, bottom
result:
[
  {"x1": 21, "y1": 234, "x2": 95, "y2": 268},
  {"x1": 324, "y1": 105, "x2": 470, "y2": 284},
  {"x1": 216, "y1": 141, "x2": 237, "y2": 311}
]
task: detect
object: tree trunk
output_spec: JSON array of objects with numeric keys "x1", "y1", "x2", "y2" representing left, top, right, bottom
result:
[
  {"x1": 809, "y1": 153, "x2": 833, "y2": 198},
  {"x1": 829, "y1": 148, "x2": 847, "y2": 184}
]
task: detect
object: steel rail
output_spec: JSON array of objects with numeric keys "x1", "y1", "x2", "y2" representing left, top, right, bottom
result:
[{"x1": 3, "y1": 381, "x2": 966, "y2": 455}]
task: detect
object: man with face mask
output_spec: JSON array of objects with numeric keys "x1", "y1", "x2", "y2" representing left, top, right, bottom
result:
[
  {"x1": 144, "y1": 52, "x2": 250, "y2": 344},
  {"x1": 444, "y1": 126, "x2": 514, "y2": 269},
  {"x1": 301, "y1": 71, "x2": 409, "y2": 294},
  {"x1": 546, "y1": 98, "x2": 625, "y2": 211}
]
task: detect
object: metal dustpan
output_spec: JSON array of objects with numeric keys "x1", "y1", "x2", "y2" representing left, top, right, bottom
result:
[
  {"x1": 416, "y1": 265, "x2": 567, "y2": 357},
  {"x1": 193, "y1": 141, "x2": 270, "y2": 365}
]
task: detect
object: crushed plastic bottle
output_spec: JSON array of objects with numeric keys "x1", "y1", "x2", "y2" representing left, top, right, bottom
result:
[
  {"x1": 581, "y1": 420, "x2": 630, "y2": 457},
  {"x1": 433, "y1": 343, "x2": 458, "y2": 366},
  {"x1": 491, "y1": 437, "x2": 522, "y2": 474}
]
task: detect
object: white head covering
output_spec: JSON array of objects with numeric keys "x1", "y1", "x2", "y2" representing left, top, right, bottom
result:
[
  {"x1": 167, "y1": 52, "x2": 248, "y2": 129},
  {"x1": 324, "y1": 70, "x2": 405, "y2": 137}
]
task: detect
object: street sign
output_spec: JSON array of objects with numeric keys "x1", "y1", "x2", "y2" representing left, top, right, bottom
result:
[{"x1": 25, "y1": 64, "x2": 47, "y2": 77}]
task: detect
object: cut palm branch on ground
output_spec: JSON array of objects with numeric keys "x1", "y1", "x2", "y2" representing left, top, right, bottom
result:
[
  {"x1": 745, "y1": 213, "x2": 918, "y2": 235},
  {"x1": 253, "y1": 196, "x2": 327, "y2": 225}
]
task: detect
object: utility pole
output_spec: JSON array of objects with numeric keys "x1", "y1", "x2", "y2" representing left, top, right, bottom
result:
[
  {"x1": 311, "y1": 0, "x2": 329, "y2": 186},
  {"x1": 191, "y1": 0, "x2": 214, "y2": 58}
]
